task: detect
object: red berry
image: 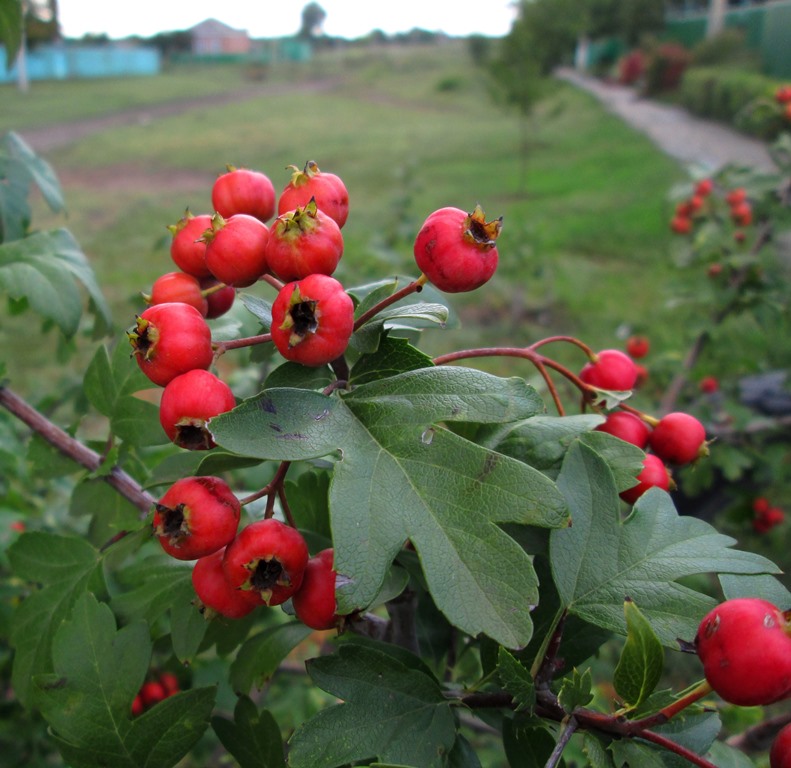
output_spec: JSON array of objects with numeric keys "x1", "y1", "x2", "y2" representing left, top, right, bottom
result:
[
  {"x1": 211, "y1": 166, "x2": 276, "y2": 223},
  {"x1": 619, "y1": 453, "x2": 671, "y2": 505},
  {"x1": 265, "y1": 199, "x2": 344, "y2": 282},
  {"x1": 694, "y1": 178, "x2": 713, "y2": 197},
  {"x1": 159, "y1": 369, "x2": 236, "y2": 450},
  {"x1": 695, "y1": 598, "x2": 791, "y2": 706},
  {"x1": 670, "y1": 215, "x2": 692, "y2": 235},
  {"x1": 699, "y1": 376, "x2": 719, "y2": 394},
  {"x1": 131, "y1": 693, "x2": 145, "y2": 717},
  {"x1": 753, "y1": 496, "x2": 771, "y2": 515},
  {"x1": 725, "y1": 188, "x2": 747, "y2": 206},
  {"x1": 203, "y1": 213, "x2": 270, "y2": 288},
  {"x1": 199, "y1": 277, "x2": 236, "y2": 319},
  {"x1": 707, "y1": 262, "x2": 723, "y2": 278},
  {"x1": 772, "y1": 724, "x2": 791, "y2": 768},
  {"x1": 139, "y1": 680, "x2": 167, "y2": 709},
  {"x1": 579, "y1": 349, "x2": 638, "y2": 392},
  {"x1": 152, "y1": 476, "x2": 241, "y2": 560},
  {"x1": 158, "y1": 672, "x2": 180, "y2": 696},
  {"x1": 10, "y1": 520, "x2": 25, "y2": 532},
  {"x1": 776, "y1": 85, "x2": 791, "y2": 104},
  {"x1": 278, "y1": 160, "x2": 349, "y2": 229},
  {"x1": 168, "y1": 211, "x2": 213, "y2": 278},
  {"x1": 634, "y1": 364, "x2": 649, "y2": 388},
  {"x1": 625, "y1": 335, "x2": 649, "y2": 359},
  {"x1": 730, "y1": 201, "x2": 753, "y2": 227},
  {"x1": 413, "y1": 205, "x2": 501, "y2": 293},
  {"x1": 192, "y1": 548, "x2": 261, "y2": 619},
  {"x1": 292, "y1": 548, "x2": 339, "y2": 630},
  {"x1": 270, "y1": 274, "x2": 355, "y2": 367},
  {"x1": 595, "y1": 411, "x2": 651, "y2": 449},
  {"x1": 146, "y1": 271, "x2": 208, "y2": 316},
  {"x1": 127, "y1": 303, "x2": 213, "y2": 388},
  {"x1": 222, "y1": 519, "x2": 309, "y2": 606},
  {"x1": 648, "y1": 412, "x2": 708, "y2": 466}
]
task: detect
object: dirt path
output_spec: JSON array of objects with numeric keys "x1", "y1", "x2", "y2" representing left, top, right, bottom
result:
[
  {"x1": 17, "y1": 77, "x2": 341, "y2": 154},
  {"x1": 556, "y1": 67, "x2": 777, "y2": 173}
]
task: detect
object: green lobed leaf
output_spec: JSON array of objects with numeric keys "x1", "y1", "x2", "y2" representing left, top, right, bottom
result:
[
  {"x1": 1, "y1": 131, "x2": 64, "y2": 214},
  {"x1": 8, "y1": 532, "x2": 103, "y2": 707},
  {"x1": 287, "y1": 644, "x2": 456, "y2": 768},
  {"x1": 0, "y1": 228, "x2": 112, "y2": 337},
  {"x1": 32, "y1": 593, "x2": 215, "y2": 768},
  {"x1": 502, "y1": 718, "x2": 558, "y2": 768},
  {"x1": 719, "y1": 573, "x2": 791, "y2": 607},
  {"x1": 230, "y1": 621, "x2": 314, "y2": 695},
  {"x1": 350, "y1": 334, "x2": 435, "y2": 386},
  {"x1": 212, "y1": 367, "x2": 568, "y2": 647},
  {"x1": 582, "y1": 733, "x2": 615, "y2": 768},
  {"x1": 550, "y1": 441, "x2": 780, "y2": 645},
  {"x1": 557, "y1": 667, "x2": 594, "y2": 712},
  {"x1": 240, "y1": 292, "x2": 272, "y2": 330},
  {"x1": 578, "y1": 430, "x2": 647, "y2": 494},
  {"x1": 212, "y1": 697, "x2": 286, "y2": 768},
  {"x1": 497, "y1": 647, "x2": 535, "y2": 712},
  {"x1": 612, "y1": 599, "x2": 664, "y2": 709}
]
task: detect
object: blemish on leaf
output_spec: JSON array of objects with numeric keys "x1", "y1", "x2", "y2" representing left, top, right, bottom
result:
[{"x1": 259, "y1": 397, "x2": 277, "y2": 414}]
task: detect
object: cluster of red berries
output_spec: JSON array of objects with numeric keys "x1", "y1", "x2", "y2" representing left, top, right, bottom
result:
[
  {"x1": 136, "y1": 160, "x2": 504, "y2": 631},
  {"x1": 624, "y1": 334, "x2": 650, "y2": 387},
  {"x1": 669, "y1": 178, "x2": 752, "y2": 238},
  {"x1": 131, "y1": 671, "x2": 180, "y2": 717},
  {"x1": 695, "y1": 597, "x2": 791, "y2": 766},
  {"x1": 582, "y1": 347, "x2": 709, "y2": 504},
  {"x1": 752, "y1": 496, "x2": 785, "y2": 534}
]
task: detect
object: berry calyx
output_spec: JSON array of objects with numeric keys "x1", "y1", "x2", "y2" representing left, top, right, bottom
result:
[
  {"x1": 159, "y1": 369, "x2": 236, "y2": 450},
  {"x1": 222, "y1": 519, "x2": 309, "y2": 606},
  {"x1": 695, "y1": 598, "x2": 791, "y2": 706},
  {"x1": 152, "y1": 476, "x2": 241, "y2": 560},
  {"x1": 127, "y1": 302, "x2": 213, "y2": 387},
  {"x1": 270, "y1": 274, "x2": 355, "y2": 367},
  {"x1": 292, "y1": 548, "x2": 340, "y2": 630},
  {"x1": 579, "y1": 349, "x2": 638, "y2": 392},
  {"x1": 414, "y1": 205, "x2": 501, "y2": 293},
  {"x1": 648, "y1": 412, "x2": 708, "y2": 466}
]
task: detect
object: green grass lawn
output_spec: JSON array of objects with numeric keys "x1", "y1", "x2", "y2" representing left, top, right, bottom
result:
[{"x1": 3, "y1": 42, "x2": 688, "y2": 396}]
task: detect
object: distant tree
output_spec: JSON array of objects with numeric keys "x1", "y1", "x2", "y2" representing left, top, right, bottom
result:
[
  {"x1": 148, "y1": 30, "x2": 192, "y2": 57},
  {"x1": 25, "y1": 0, "x2": 59, "y2": 48},
  {"x1": 298, "y1": 2, "x2": 326, "y2": 39}
]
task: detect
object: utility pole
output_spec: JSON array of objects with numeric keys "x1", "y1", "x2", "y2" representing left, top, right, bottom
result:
[{"x1": 706, "y1": 0, "x2": 727, "y2": 38}]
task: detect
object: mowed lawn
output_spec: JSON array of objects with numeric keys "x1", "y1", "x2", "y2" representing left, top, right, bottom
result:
[{"x1": 2, "y1": 42, "x2": 686, "y2": 394}]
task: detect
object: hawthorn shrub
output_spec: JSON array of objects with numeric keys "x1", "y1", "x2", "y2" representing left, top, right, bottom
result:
[{"x1": 1, "y1": 122, "x2": 791, "y2": 768}]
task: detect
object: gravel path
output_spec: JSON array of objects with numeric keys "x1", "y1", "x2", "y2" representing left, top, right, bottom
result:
[{"x1": 556, "y1": 67, "x2": 777, "y2": 173}]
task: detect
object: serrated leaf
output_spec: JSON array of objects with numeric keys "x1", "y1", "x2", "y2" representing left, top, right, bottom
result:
[
  {"x1": 583, "y1": 733, "x2": 615, "y2": 768},
  {"x1": 610, "y1": 738, "x2": 666, "y2": 768},
  {"x1": 32, "y1": 592, "x2": 215, "y2": 768},
  {"x1": 558, "y1": 667, "x2": 593, "y2": 711},
  {"x1": 1, "y1": 131, "x2": 64, "y2": 214},
  {"x1": 550, "y1": 441, "x2": 780, "y2": 645},
  {"x1": 264, "y1": 360, "x2": 333, "y2": 390},
  {"x1": 0, "y1": 228, "x2": 112, "y2": 337},
  {"x1": 212, "y1": 697, "x2": 286, "y2": 768},
  {"x1": 502, "y1": 718, "x2": 557, "y2": 768},
  {"x1": 8, "y1": 532, "x2": 103, "y2": 707},
  {"x1": 230, "y1": 621, "x2": 313, "y2": 694},
  {"x1": 284, "y1": 470, "x2": 332, "y2": 542},
  {"x1": 578, "y1": 431, "x2": 647, "y2": 494},
  {"x1": 350, "y1": 334, "x2": 434, "y2": 385},
  {"x1": 288, "y1": 645, "x2": 456, "y2": 768},
  {"x1": 497, "y1": 647, "x2": 535, "y2": 711},
  {"x1": 240, "y1": 292, "x2": 272, "y2": 329},
  {"x1": 374, "y1": 301, "x2": 449, "y2": 329},
  {"x1": 212, "y1": 367, "x2": 568, "y2": 647},
  {"x1": 613, "y1": 599, "x2": 664, "y2": 708},
  {"x1": 719, "y1": 573, "x2": 791, "y2": 607}
]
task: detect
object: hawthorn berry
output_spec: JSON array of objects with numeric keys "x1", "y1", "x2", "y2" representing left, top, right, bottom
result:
[
  {"x1": 413, "y1": 205, "x2": 501, "y2": 293},
  {"x1": 776, "y1": 85, "x2": 791, "y2": 104},
  {"x1": 202, "y1": 213, "x2": 270, "y2": 288},
  {"x1": 595, "y1": 410, "x2": 651, "y2": 449},
  {"x1": 634, "y1": 364, "x2": 649, "y2": 388},
  {"x1": 152, "y1": 476, "x2": 241, "y2": 560},
  {"x1": 771, "y1": 723, "x2": 791, "y2": 768},
  {"x1": 131, "y1": 694, "x2": 145, "y2": 717},
  {"x1": 158, "y1": 672, "x2": 180, "y2": 696},
  {"x1": 699, "y1": 376, "x2": 719, "y2": 394},
  {"x1": 694, "y1": 178, "x2": 713, "y2": 197},
  {"x1": 730, "y1": 201, "x2": 753, "y2": 227},
  {"x1": 211, "y1": 165, "x2": 276, "y2": 223},
  {"x1": 648, "y1": 412, "x2": 708, "y2": 466},
  {"x1": 192, "y1": 548, "x2": 261, "y2": 619},
  {"x1": 725, "y1": 188, "x2": 747, "y2": 207},
  {"x1": 754, "y1": 505, "x2": 785, "y2": 534},
  {"x1": 695, "y1": 598, "x2": 791, "y2": 706},
  {"x1": 619, "y1": 453, "x2": 671, "y2": 505},
  {"x1": 270, "y1": 273, "x2": 355, "y2": 367},
  {"x1": 292, "y1": 548, "x2": 340, "y2": 630},
  {"x1": 278, "y1": 160, "x2": 350, "y2": 228},
  {"x1": 168, "y1": 210, "x2": 213, "y2": 278},
  {"x1": 670, "y1": 215, "x2": 692, "y2": 235},
  {"x1": 159, "y1": 369, "x2": 236, "y2": 450},
  {"x1": 579, "y1": 349, "x2": 638, "y2": 392},
  {"x1": 625, "y1": 335, "x2": 649, "y2": 359},
  {"x1": 145, "y1": 271, "x2": 208, "y2": 316},
  {"x1": 222, "y1": 518, "x2": 309, "y2": 606},
  {"x1": 753, "y1": 497, "x2": 771, "y2": 515},
  {"x1": 127, "y1": 302, "x2": 213, "y2": 387},
  {"x1": 199, "y1": 277, "x2": 236, "y2": 319},
  {"x1": 139, "y1": 680, "x2": 168, "y2": 709},
  {"x1": 265, "y1": 198, "x2": 344, "y2": 282}
]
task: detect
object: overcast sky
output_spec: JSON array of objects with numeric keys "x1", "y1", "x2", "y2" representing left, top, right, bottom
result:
[{"x1": 57, "y1": 1, "x2": 518, "y2": 40}]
